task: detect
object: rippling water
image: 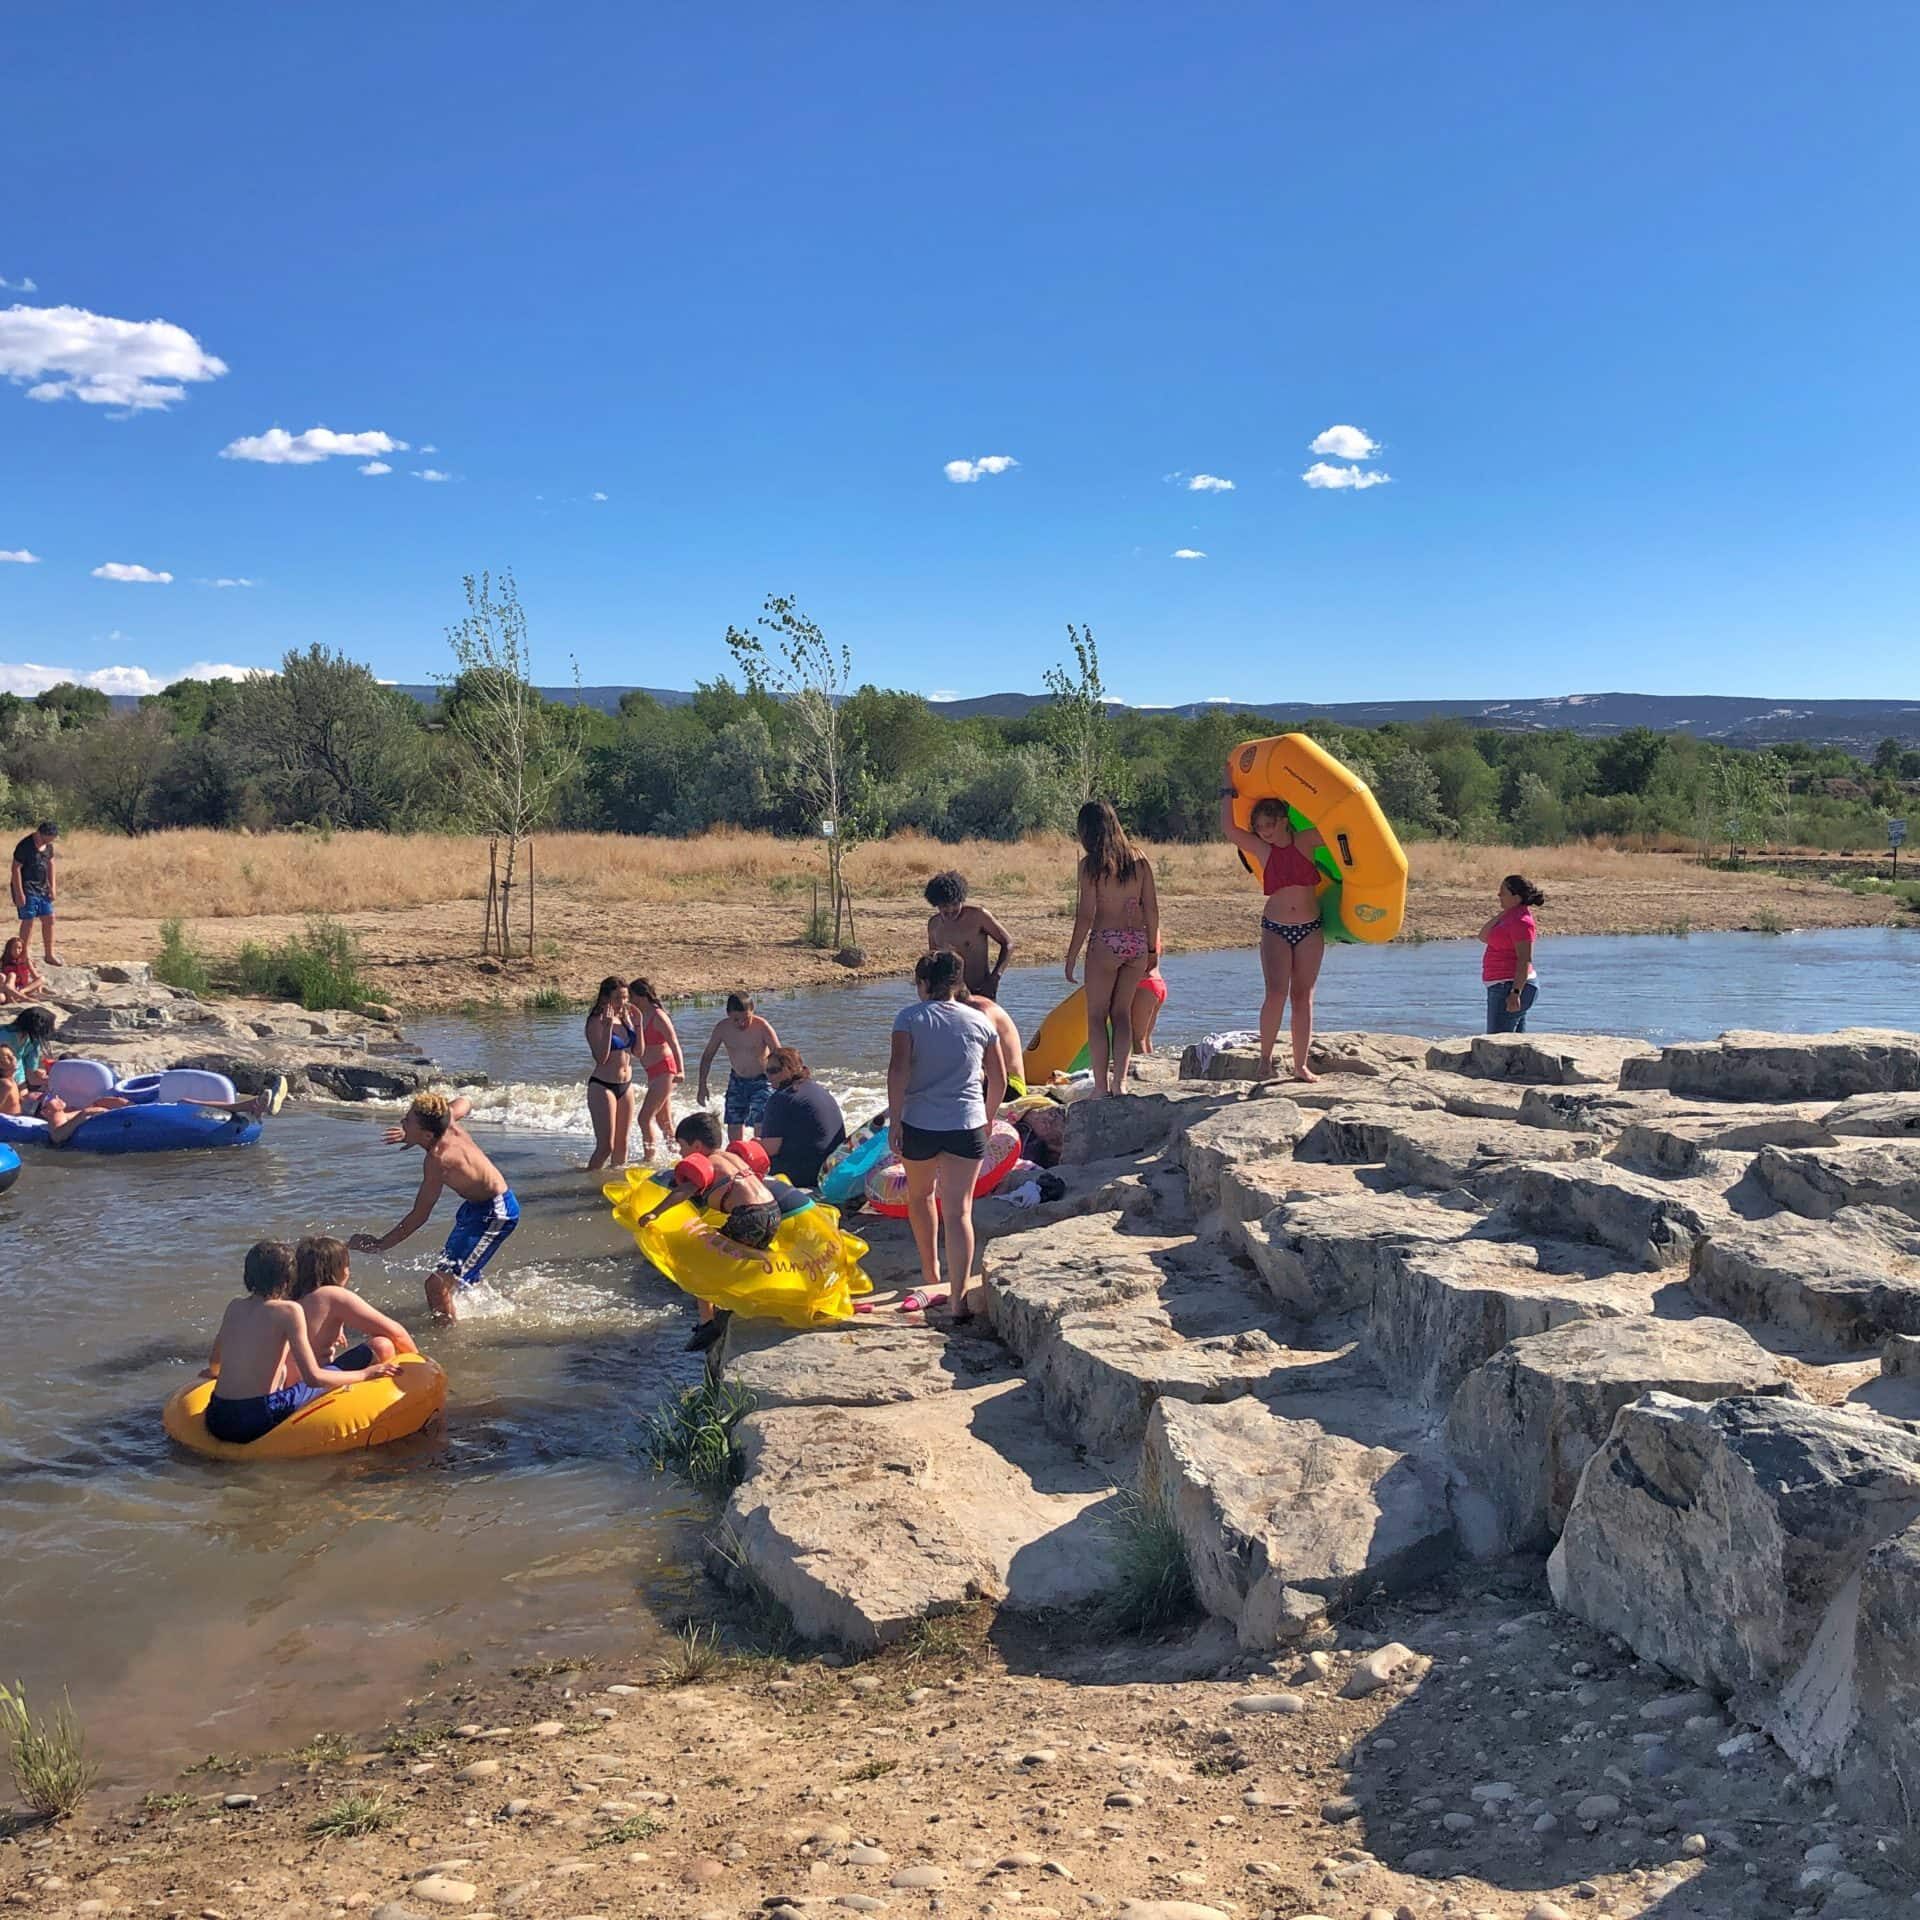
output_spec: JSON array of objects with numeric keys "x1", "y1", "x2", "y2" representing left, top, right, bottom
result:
[{"x1": 2, "y1": 926, "x2": 1914, "y2": 1780}]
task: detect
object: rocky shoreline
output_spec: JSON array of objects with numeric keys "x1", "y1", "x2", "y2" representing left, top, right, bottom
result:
[
  {"x1": 717, "y1": 1025, "x2": 1920, "y2": 1840},
  {"x1": 5, "y1": 963, "x2": 452, "y2": 1101}
]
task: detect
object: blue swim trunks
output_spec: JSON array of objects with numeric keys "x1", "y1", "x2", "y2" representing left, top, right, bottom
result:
[
  {"x1": 204, "y1": 1382, "x2": 328, "y2": 1446},
  {"x1": 441, "y1": 1189, "x2": 520, "y2": 1287},
  {"x1": 724, "y1": 1072, "x2": 772, "y2": 1130},
  {"x1": 18, "y1": 891, "x2": 51, "y2": 924}
]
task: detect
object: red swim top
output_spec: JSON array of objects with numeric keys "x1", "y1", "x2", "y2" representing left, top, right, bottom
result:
[{"x1": 1262, "y1": 840, "x2": 1320, "y2": 894}]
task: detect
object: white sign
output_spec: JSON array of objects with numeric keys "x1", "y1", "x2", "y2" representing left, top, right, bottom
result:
[{"x1": 1891, "y1": 818, "x2": 1908, "y2": 848}]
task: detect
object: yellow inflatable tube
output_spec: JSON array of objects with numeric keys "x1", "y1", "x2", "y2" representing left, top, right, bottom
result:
[
  {"x1": 1024, "y1": 987, "x2": 1090, "y2": 1083},
  {"x1": 604, "y1": 1172, "x2": 873, "y2": 1327},
  {"x1": 1230, "y1": 732, "x2": 1408, "y2": 943},
  {"x1": 164, "y1": 1352, "x2": 448, "y2": 1461}
]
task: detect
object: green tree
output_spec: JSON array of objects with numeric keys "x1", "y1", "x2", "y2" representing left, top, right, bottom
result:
[
  {"x1": 440, "y1": 570, "x2": 584, "y2": 957},
  {"x1": 1371, "y1": 744, "x2": 1448, "y2": 834},
  {"x1": 1041, "y1": 623, "x2": 1126, "y2": 807},
  {"x1": 234, "y1": 646, "x2": 427, "y2": 827},
  {"x1": 34, "y1": 683, "x2": 110, "y2": 730},
  {"x1": 75, "y1": 708, "x2": 178, "y2": 833},
  {"x1": 726, "y1": 595, "x2": 869, "y2": 948}
]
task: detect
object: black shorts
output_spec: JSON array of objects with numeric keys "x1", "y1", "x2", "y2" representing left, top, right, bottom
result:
[
  {"x1": 720, "y1": 1199, "x2": 782, "y2": 1250},
  {"x1": 901, "y1": 1122, "x2": 988, "y2": 1163}
]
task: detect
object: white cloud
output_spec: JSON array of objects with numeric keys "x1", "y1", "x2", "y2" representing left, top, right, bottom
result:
[
  {"x1": 359, "y1": 460, "x2": 392, "y2": 476},
  {"x1": 1308, "y1": 424, "x2": 1380, "y2": 461},
  {"x1": 925, "y1": 689, "x2": 962, "y2": 703},
  {"x1": 591, "y1": 490, "x2": 608, "y2": 502},
  {"x1": 419, "y1": 443, "x2": 439, "y2": 454},
  {"x1": 1201, "y1": 696, "x2": 1234, "y2": 704},
  {"x1": 0, "y1": 276, "x2": 36, "y2": 293},
  {"x1": 1171, "y1": 548, "x2": 1208, "y2": 560},
  {"x1": 943, "y1": 454, "x2": 1018, "y2": 484},
  {"x1": 199, "y1": 577, "x2": 256, "y2": 589},
  {"x1": 0, "y1": 658, "x2": 264, "y2": 697},
  {"x1": 0, "y1": 549, "x2": 39, "y2": 564},
  {"x1": 0, "y1": 303, "x2": 227, "y2": 412},
  {"x1": 91, "y1": 561, "x2": 173, "y2": 583},
  {"x1": 1187, "y1": 474, "x2": 1234, "y2": 492},
  {"x1": 414, "y1": 467, "x2": 451, "y2": 482},
  {"x1": 221, "y1": 425, "x2": 407, "y2": 466},
  {"x1": 1301, "y1": 462, "x2": 1392, "y2": 491}
]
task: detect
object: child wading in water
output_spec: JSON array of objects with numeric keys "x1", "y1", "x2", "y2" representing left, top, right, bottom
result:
[
  {"x1": 293, "y1": 1235, "x2": 418, "y2": 1368},
  {"x1": 697, "y1": 993, "x2": 781, "y2": 1143},
  {"x1": 1064, "y1": 800, "x2": 1159, "y2": 1096},
  {"x1": 354, "y1": 1092, "x2": 519, "y2": 1321},
  {"x1": 201, "y1": 1241, "x2": 401, "y2": 1446},
  {"x1": 632, "y1": 1110, "x2": 786, "y2": 1353}
]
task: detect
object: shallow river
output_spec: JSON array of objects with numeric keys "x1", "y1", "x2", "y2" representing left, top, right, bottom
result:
[{"x1": 2, "y1": 927, "x2": 1914, "y2": 1779}]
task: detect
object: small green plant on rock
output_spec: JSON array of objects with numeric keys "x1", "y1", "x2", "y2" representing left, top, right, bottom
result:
[
  {"x1": 0, "y1": 1681, "x2": 99, "y2": 1820},
  {"x1": 1101, "y1": 1486, "x2": 1198, "y2": 1634},
  {"x1": 308, "y1": 1791, "x2": 394, "y2": 1839},
  {"x1": 381, "y1": 1721, "x2": 452, "y2": 1757},
  {"x1": 230, "y1": 917, "x2": 370, "y2": 1011},
  {"x1": 285, "y1": 1730, "x2": 355, "y2": 1767},
  {"x1": 636, "y1": 1379, "x2": 756, "y2": 1494},
  {"x1": 590, "y1": 1812, "x2": 662, "y2": 1847},
  {"x1": 153, "y1": 917, "x2": 214, "y2": 995}
]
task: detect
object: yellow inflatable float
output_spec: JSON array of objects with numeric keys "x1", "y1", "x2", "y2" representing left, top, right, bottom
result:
[
  {"x1": 163, "y1": 1352, "x2": 448, "y2": 1461},
  {"x1": 1024, "y1": 988, "x2": 1090, "y2": 1083},
  {"x1": 1229, "y1": 733, "x2": 1408, "y2": 943},
  {"x1": 605, "y1": 1171, "x2": 873, "y2": 1327}
]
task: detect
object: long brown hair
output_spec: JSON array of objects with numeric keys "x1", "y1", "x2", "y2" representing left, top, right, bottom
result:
[{"x1": 1076, "y1": 799, "x2": 1139, "y2": 884}]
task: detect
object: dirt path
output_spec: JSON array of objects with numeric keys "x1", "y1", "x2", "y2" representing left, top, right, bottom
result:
[
  {"x1": 62, "y1": 853, "x2": 1911, "y2": 1014},
  {"x1": 5, "y1": 1575, "x2": 1873, "y2": 1919}
]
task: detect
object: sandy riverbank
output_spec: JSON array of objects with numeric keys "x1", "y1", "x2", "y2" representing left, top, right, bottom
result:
[{"x1": 39, "y1": 829, "x2": 1915, "y2": 1012}]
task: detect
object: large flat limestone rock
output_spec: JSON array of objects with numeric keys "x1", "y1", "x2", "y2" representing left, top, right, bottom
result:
[
  {"x1": 1549, "y1": 1393, "x2": 1920, "y2": 1758},
  {"x1": 1623, "y1": 1027, "x2": 1920, "y2": 1101},
  {"x1": 1239, "y1": 1188, "x2": 1481, "y2": 1316},
  {"x1": 1489, "y1": 1161, "x2": 1723, "y2": 1268},
  {"x1": 1750, "y1": 1138, "x2": 1920, "y2": 1221},
  {"x1": 725, "y1": 1323, "x2": 1010, "y2": 1408},
  {"x1": 1033, "y1": 1289, "x2": 1359, "y2": 1456},
  {"x1": 1448, "y1": 1316, "x2": 1795, "y2": 1552},
  {"x1": 1062, "y1": 1085, "x2": 1235, "y2": 1165},
  {"x1": 1177, "y1": 1030, "x2": 1432, "y2": 1081},
  {"x1": 724, "y1": 1379, "x2": 1117, "y2": 1648},
  {"x1": 982, "y1": 1214, "x2": 1202, "y2": 1358},
  {"x1": 1845, "y1": 1519, "x2": 1920, "y2": 1825},
  {"x1": 1427, "y1": 1032, "x2": 1658, "y2": 1086},
  {"x1": 1825, "y1": 1091, "x2": 1920, "y2": 1138},
  {"x1": 1689, "y1": 1207, "x2": 1920, "y2": 1347},
  {"x1": 1179, "y1": 1097, "x2": 1306, "y2": 1215},
  {"x1": 1608, "y1": 1103, "x2": 1834, "y2": 1176},
  {"x1": 1145, "y1": 1394, "x2": 1454, "y2": 1646},
  {"x1": 1368, "y1": 1234, "x2": 1663, "y2": 1407},
  {"x1": 1378, "y1": 1112, "x2": 1603, "y2": 1193}
]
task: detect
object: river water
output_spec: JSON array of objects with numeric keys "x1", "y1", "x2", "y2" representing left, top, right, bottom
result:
[{"x1": 2, "y1": 927, "x2": 1914, "y2": 1780}]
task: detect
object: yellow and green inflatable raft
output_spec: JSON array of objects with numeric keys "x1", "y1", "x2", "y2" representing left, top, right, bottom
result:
[{"x1": 604, "y1": 1171, "x2": 874, "y2": 1327}]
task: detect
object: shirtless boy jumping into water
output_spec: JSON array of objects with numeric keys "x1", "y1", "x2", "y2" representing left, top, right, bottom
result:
[
  {"x1": 925, "y1": 871, "x2": 1014, "y2": 1000},
  {"x1": 353, "y1": 1092, "x2": 519, "y2": 1320},
  {"x1": 697, "y1": 993, "x2": 781, "y2": 1142}
]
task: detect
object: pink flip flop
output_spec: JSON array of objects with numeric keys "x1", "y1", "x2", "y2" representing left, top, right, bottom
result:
[{"x1": 900, "y1": 1289, "x2": 950, "y2": 1314}]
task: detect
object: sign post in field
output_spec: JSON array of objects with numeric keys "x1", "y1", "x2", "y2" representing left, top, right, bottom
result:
[{"x1": 1891, "y1": 816, "x2": 1907, "y2": 880}]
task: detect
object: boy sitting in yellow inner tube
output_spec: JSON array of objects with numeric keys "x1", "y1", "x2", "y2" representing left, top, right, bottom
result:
[
  {"x1": 294, "y1": 1235, "x2": 418, "y2": 1370},
  {"x1": 202, "y1": 1241, "x2": 401, "y2": 1447}
]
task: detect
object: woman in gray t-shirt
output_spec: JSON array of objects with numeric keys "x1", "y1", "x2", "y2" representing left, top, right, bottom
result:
[{"x1": 888, "y1": 949, "x2": 1008, "y2": 1321}]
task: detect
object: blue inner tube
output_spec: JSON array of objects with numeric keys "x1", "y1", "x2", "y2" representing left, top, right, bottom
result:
[
  {"x1": 818, "y1": 1124, "x2": 890, "y2": 1206},
  {"x1": 0, "y1": 1103, "x2": 262, "y2": 1154},
  {"x1": 0, "y1": 1143, "x2": 19, "y2": 1194},
  {"x1": 113, "y1": 1073, "x2": 165, "y2": 1105}
]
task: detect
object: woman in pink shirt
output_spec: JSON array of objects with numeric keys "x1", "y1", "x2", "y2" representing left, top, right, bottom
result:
[{"x1": 1479, "y1": 875, "x2": 1547, "y2": 1032}]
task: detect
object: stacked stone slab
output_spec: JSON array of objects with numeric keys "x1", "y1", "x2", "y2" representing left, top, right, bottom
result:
[{"x1": 711, "y1": 1020, "x2": 1920, "y2": 1817}]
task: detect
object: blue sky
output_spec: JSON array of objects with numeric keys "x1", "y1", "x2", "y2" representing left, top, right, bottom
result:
[{"x1": 3, "y1": 3, "x2": 1918, "y2": 704}]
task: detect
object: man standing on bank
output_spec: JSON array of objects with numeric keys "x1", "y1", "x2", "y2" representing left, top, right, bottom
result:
[{"x1": 10, "y1": 821, "x2": 61, "y2": 968}]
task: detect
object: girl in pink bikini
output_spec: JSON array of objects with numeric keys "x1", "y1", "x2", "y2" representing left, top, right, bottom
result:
[
  {"x1": 1065, "y1": 799, "x2": 1160, "y2": 1097},
  {"x1": 629, "y1": 976, "x2": 684, "y2": 1160},
  {"x1": 1220, "y1": 759, "x2": 1327, "y2": 1082}
]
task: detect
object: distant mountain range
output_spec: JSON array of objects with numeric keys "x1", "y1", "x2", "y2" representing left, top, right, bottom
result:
[{"x1": 393, "y1": 685, "x2": 1920, "y2": 752}]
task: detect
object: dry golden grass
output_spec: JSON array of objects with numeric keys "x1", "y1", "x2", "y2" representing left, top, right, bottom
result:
[{"x1": 49, "y1": 826, "x2": 1719, "y2": 922}]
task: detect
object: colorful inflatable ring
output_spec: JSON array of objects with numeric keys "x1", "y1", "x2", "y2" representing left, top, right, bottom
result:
[
  {"x1": 163, "y1": 1352, "x2": 448, "y2": 1461},
  {"x1": 0, "y1": 1143, "x2": 18, "y2": 1196},
  {"x1": 1229, "y1": 732, "x2": 1408, "y2": 944},
  {"x1": 604, "y1": 1171, "x2": 874, "y2": 1327},
  {"x1": 818, "y1": 1120, "x2": 890, "y2": 1207},
  {"x1": 0, "y1": 1103, "x2": 262, "y2": 1153},
  {"x1": 864, "y1": 1117, "x2": 1022, "y2": 1219}
]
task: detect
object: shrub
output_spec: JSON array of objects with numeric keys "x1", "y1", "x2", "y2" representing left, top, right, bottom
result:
[
  {"x1": 0, "y1": 1681, "x2": 99, "y2": 1819},
  {"x1": 635, "y1": 1379, "x2": 756, "y2": 1495},
  {"x1": 655, "y1": 1622, "x2": 725, "y2": 1686},
  {"x1": 307, "y1": 1791, "x2": 394, "y2": 1838},
  {"x1": 525, "y1": 984, "x2": 570, "y2": 1011},
  {"x1": 1101, "y1": 1486, "x2": 1197, "y2": 1634},
  {"x1": 230, "y1": 917, "x2": 369, "y2": 1011},
  {"x1": 152, "y1": 916, "x2": 214, "y2": 995}
]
